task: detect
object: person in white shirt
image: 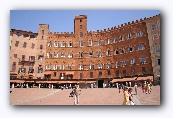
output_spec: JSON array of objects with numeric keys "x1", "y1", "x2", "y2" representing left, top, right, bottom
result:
[{"x1": 134, "y1": 83, "x2": 138, "y2": 95}]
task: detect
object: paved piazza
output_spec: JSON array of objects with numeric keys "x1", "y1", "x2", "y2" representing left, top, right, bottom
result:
[{"x1": 10, "y1": 86, "x2": 160, "y2": 105}]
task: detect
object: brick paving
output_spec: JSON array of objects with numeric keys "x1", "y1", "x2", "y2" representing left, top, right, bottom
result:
[{"x1": 10, "y1": 86, "x2": 160, "y2": 105}]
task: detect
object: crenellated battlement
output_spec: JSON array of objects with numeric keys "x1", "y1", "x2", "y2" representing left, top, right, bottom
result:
[
  {"x1": 11, "y1": 29, "x2": 38, "y2": 37},
  {"x1": 86, "y1": 15, "x2": 154, "y2": 36},
  {"x1": 49, "y1": 31, "x2": 74, "y2": 37},
  {"x1": 144, "y1": 14, "x2": 160, "y2": 21}
]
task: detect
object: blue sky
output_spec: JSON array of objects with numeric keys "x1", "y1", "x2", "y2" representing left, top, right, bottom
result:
[{"x1": 10, "y1": 10, "x2": 160, "y2": 33}]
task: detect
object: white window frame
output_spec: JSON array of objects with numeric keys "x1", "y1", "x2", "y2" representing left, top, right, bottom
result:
[
  {"x1": 98, "y1": 63, "x2": 103, "y2": 69},
  {"x1": 79, "y1": 52, "x2": 84, "y2": 58},
  {"x1": 97, "y1": 51, "x2": 102, "y2": 57},
  {"x1": 127, "y1": 33, "x2": 132, "y2": 39},
  {"x1": 130, "y1": 59, "x2": 135, "y2": 65},
  {"x1": 47, "y1": 42, "x2": 52, "y2": 47},
  {"x1": 153, "y1": 34, "x2": 159, "y2": 40},
  {"x1": 136, "y1": 31, "x2": 143, "y2": 37},
  {"x1": 114, "y1": 50, "x2": 119, "y2": 55},
  {"x1": 68, "y1": 42, "x2": 73, "y2": 47},
  {"x1": 68, "y1": 65, "x2": 72, "y2": 70},
  {"x1": 115, "y1": 62, "x2": 119, "y2": 68},
  {"x1": 61, "y1": 52, "x2": 65, "y2": 58},
  {"x1": 60, "y1": 65, "x2": 65, "y2": 70},
  {"x1": 54, "y1": 52, "x2": 58, "y2": 58},
  {"x1": 106, "y1": 50, "x2": 111, "y2": 56},
  {"x1": 122, "y1": 60, "x2": 126, "y2": 67},
  {"x1": 54, "y1": 42, "x2": 58, "y2": 47},
  {"x1": 61, "y1": 42, "x2": 66, "y2": 47},
  {"x1": 89, "y1": 52, "x2": 93, "y2": 57},
  {"x1": 46, "y1": 65, "x2": 51, "y2": 70},
  {"x1": 140, "y1": 58, "x2": 146, "y2": 64},
  {"x1": 107, "y1": 63, "x2": 112, "y2": 69},
  {"x1": 105, "y1": 39, "x2": 110, "y2": 45},
  {"x1": 113, "y1": 38, "x2": 118, "y2": 43},
  {"x1": 89, "y1": 64, "x2": 94, "y2": 69},
  {"x1": 155, "y1": 45, "x2": 160, "y2": 53},
  {"x1": 47, "y1": 53, "x2": 50, "y2": 58},
  {"x1": 53, "y1": 65, "x2": 58, "y2": 70},
  {"x1": 138, "y1": 45, "x2": 145, "y2": 50},
  {"x1": 88, "y1": 40, "x2": 93, "y2": 46},
  {"x1": 128, "y1": 47, "x2": 134, "y2": 52},
  {"x1": 68, "y1": 53, "x2": 73, "y2": 58},
  {"x1": 97, "y1": 40, "x2": 102, "y2": 45},
  {"x1": 79, "y1": 41, "x2": 84, "y2": 47},
  {"x1": 119, "y1": 36, "x2": 124, "y2": 41},
  {"x1": 152, "y1": 24, "x2": 157, "y2": 30},
  {"x1": 60, "y1": 73, "x2": 65, "y2": 79},
  {"x1": 79, "y1": 65, "x2": 84, "y2": 70}
]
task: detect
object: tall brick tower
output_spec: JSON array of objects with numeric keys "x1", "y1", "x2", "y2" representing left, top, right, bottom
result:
[
  {"x1": 35, "y1": 24, "x2": 49, "y2": 79},
  {"x1": 74, "y1": 15, "x2": 87, "y2": 40}
]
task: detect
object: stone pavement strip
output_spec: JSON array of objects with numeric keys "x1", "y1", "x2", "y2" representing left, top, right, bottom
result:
[{"x1": 10, "y1": 86, "x2": 160, "y2": 105}]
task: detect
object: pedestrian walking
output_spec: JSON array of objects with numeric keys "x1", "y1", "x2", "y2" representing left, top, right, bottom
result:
[
  {"x1": 128, "y1": 88, "x2": 135, "y2": 105},
  {"x1": 121, "y1": 84, "x2": 124, "y2": 90},
  {"x1": 118, "y1": 84, "x2": 121, "y2": 93},
  {"x1": 146, "y1": 82, "x2": 151, "y2": 94},
  {"x1": 74, "y1": 84, "x2": 81, "y2": 105},
  {"x1": 122, "y1": 86, "x2": 130, "y2": 105},
  {"x1": 141, "y1": 83, "x2": 146, "y2": 93},
  {"x1": 134, "y1": 83, "x2": 138, "y2": 95}
]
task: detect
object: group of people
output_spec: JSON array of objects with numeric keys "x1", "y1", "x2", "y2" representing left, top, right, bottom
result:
[
  {"x1": 141, "y1": 81, "x2": 152, "y2": 94},
  {"x1": 69, "y1": 83, "x2": 82, "y2": 105},
  {"x1": 122, "y1": 86, "x2": 135, "y2": 105}
]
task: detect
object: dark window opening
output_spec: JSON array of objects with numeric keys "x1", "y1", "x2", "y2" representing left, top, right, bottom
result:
[
  {"x1": 14, "y1": 54, "x2": 17, "y2": 58},
  {"x1": 132, "y1": 68, "x2": 135, "y2": 75},
  {"x1": 29, "y1": 56, "x2": 35, "y2": 61},
  {"x1": 80, "y1": 73, "x2": 83, "y2": 79},
  {"x1": 80, "y1": 19, "x2": 82, "y2": 23},
  {"x1": 22, "y1": 55, "x2": 25, "y2": 60},
  {"x1": 123, "y1": 70, "x2": 126, "y2": 76},
  {"x1": 128, "y1": 47, "x2": 134, "y2": 52},
  {"x1": 90, "y1": 72, "x2": 93, "y2": 78},
  {"x1": 80, "y1": 32, "x2": 83, "y2": 38},
  {"x1": 23, "y1": 42, "x2": 27, "y2": 48},
  {"x1": 152, "y1": 24, "x2": 157, "y2": 30},
  {"x1": 38, "y1": 67, "x2": 43, "y2": 73},
  {"x1": 40, "y1": 44, "x2": 43, "y2": 50},
  {"x1": 99, "y1": 71, "x2": 102, "y2": 76},
  {"x1": 115, "y1": 50, "x2": 119, "y2": 55},
  {"x1": 158, "y1": 59, "x2": 160, "y2": 65},
  {"x1": 80, "y1": 25, "x2": 82, "y2": 30},
  {"x1": 15, "y1": 41, "x2": 19, "y2": 47},
  {"x1": 54, "y1": 72, "x2": 57, "y2": 77},
  {"x1": 12, "y1": 62, "x2": 16, "y2": 71},
  {"x1": 30, "y1": 35, "x2": 35, "y2": 38},
  {"x1": 42, "y1": 30, "x2": 44, "y2": 35},
  {"x1": 28, "y1": 67, "x2": 34, "y2": 73},
  {"x1": 31, "y1": 43, "x2": 35, "y2": 49},
  {"x1": 108, "y1": 70, "x2": 111, "y2": 75},
  {"x1": 16, "y1": 32, "x2": 21, "y2": 36},
  {"x1": 23, "y1": 34, "x2": 29, "y2": 37},
  {"x1": 116, "y1": 70, "x2": 119, "y2": 77},
  {"x1": 142, "y1": 67, "x2": 146, "y2": 74}
]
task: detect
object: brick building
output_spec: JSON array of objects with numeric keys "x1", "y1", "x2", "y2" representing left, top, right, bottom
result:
[
  {"x1": 144, "y1": 14, "x2": 160, "y2": 85},
  {"x1": 10, "y1": 14, "x2": 160, "y2": 88}
]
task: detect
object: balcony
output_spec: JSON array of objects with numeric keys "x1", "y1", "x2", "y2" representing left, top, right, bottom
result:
[{"x1": 19, "y1": 58, "x2": 35, "y2": 63}]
